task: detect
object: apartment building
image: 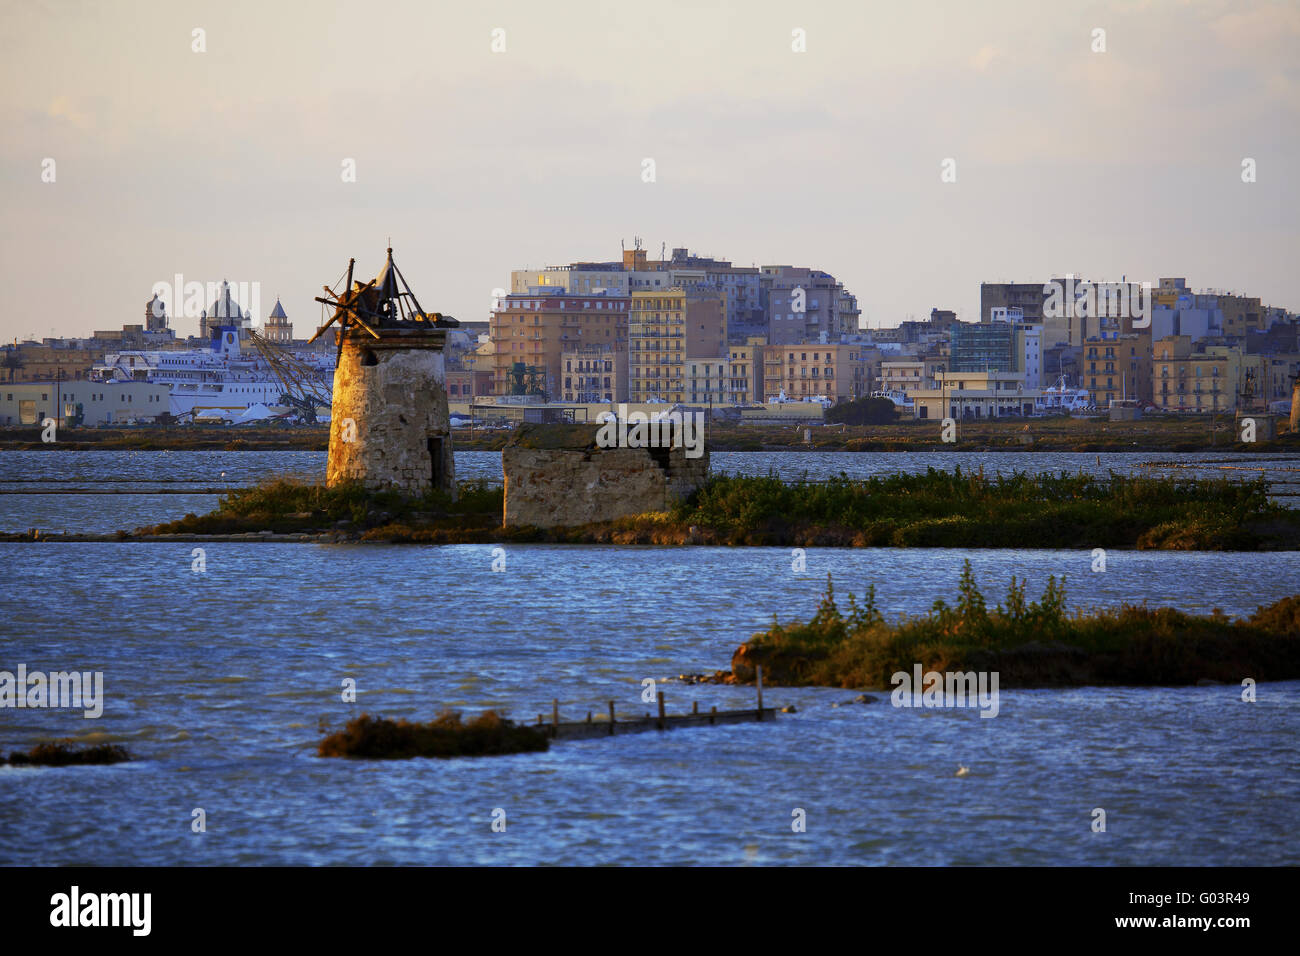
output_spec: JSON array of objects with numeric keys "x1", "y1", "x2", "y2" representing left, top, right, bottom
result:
[
  {"x1": 686, "y1": 358, "x2": 728, "y2": 406},
  {"x1": 761, "y1": 344, "x2": 871, "y2": 403},
  {"x1": 764, "y1": 267, "x2": 852, "y2": 344},
  {"x1": 1152, "y1": 335, "x2": 1267, "y2": 413},
  {"x1": 560, "y1": 344, "x2": 627, "y2": 403},
  {"x1": 725, "y1": 337, "x2": 766, "y2": 405},
  {"x1": 627, "y1": 289, "x2": 725, "y2": 404},
  {"x1": 488, "y1": 291, "x2": 628, "y2": 398}
]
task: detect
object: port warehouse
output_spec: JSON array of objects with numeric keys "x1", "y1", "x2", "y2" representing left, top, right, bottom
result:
[{"x1": 0, "y1": 381, "x2": 171, "y2": 426}]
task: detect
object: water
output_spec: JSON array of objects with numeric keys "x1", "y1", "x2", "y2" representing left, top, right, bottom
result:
[
  {"x1": 1, "y1": 448, "x2": 1297, "y2": 533},
  {"x1": 1, "y1": 544, "x2": 1297, "y2": 865}
]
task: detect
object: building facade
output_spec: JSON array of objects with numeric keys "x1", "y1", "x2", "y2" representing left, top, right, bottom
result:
[
  {"x1": 489, "y1": 291, "x2": 629, "y2": 398},
  {"x1": 761, "y1": 344, "x2": 871, "y2": 403}
]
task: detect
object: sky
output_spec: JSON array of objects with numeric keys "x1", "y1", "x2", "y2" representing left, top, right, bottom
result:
[{"x1": 2, "y1": 0, "x2": 1298, "y2": 341}]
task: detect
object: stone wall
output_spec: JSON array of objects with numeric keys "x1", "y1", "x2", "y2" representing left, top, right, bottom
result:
[
  {"x1": 327, "y1": 327, "x2": 456, "y2": 497},
  {"x1": 502, "y1": 423, "x2": 708, "y2": 528}
]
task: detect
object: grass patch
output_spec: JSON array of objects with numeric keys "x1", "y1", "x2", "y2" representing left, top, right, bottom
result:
[
  {"x1": 140, "y1": 468, "x2": 1300, "y2": 550},
  {"x1": 731, "y1": 563, "x2": 1300, "y2": 689},
  {"x1": 143, "y1": 477, "x2": 503, "y2": 535},
  {"x1": 4, "y1": 742, "x2": 131, "y2": 766},
  {"x1": 318, "y1": 712, "x2": 550, "y2": 759},
  {"x1": 670, "y1": 469, "x2": 1300, "y2": 550}
]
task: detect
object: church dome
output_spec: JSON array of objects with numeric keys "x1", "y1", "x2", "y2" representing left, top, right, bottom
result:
[{"x1": 207, "y1": 280, "x2": 242, "y2": 320}]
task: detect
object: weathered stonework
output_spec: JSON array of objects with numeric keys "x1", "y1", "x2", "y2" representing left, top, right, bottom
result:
[
  {"x1": 502, "y1": 423, "x2": 708, "y2": 528},
  {"x1": 327, "y1": 326, "x2": 455, "y2": 497}
]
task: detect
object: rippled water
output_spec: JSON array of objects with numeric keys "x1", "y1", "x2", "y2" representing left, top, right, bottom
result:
[{"x1": 2, "y1": 544, "x2": 1297, "y2": 865}]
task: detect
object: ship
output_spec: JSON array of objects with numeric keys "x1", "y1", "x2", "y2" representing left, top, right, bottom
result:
[{"x1": 91, "y1": 324, "x2": 335, "y2": 421}]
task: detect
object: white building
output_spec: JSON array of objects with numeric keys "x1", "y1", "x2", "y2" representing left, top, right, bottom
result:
[{"x1": 0, "y1": 380, "x2": 171, "y2": 426}]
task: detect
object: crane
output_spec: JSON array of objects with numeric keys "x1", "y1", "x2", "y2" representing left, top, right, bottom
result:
[{"x1": 246, "y1": 330, "x2": 333, "y2": 423}]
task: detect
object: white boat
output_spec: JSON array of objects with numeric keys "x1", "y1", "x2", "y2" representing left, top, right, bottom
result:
[
  {"x1": 871, "y1": 388, "x2": 914, "y2": 409},
  {"x1": 1035, "y1": 378, "x2": 1092, "y2": 414},
  {"x1": 91, "y1": 325, "x2": 334, "y2": 418}
]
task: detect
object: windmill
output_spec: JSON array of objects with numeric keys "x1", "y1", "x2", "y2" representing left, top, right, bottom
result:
[
  {"x1": 315, "y1": 245, "x2": 460, "y2": 496},
  {"x1": 309, "y1": 246, "x2": 457, "y2": 362}
]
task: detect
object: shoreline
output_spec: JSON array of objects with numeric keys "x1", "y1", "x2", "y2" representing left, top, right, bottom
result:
[
  {"x1": 3, "y1": 418, "x2": 1295, "y2": 454},
  {"x1": 9, "y1": 468, "x2": 1300, "y2": 550}
]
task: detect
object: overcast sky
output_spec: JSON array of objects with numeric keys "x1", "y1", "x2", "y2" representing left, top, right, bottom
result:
[{"x1": 2, "y1": 0, "x2": 1297, "y2": 341}]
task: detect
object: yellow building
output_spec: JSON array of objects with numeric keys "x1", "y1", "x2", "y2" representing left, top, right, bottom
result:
[
  {"x1": 686, "y1": 358, "x2": 727, "y2": 406},
  {"x1": 761, "y1": 344, "x2": 870, "y2": 403},
  {"x1": 724, "y1": 336, "x2": 766, "y2": 405},
  {"x1": 1084, "y1": 331, "x2": 1152, "y2": 407},
  {"x1": 1152, "y1": 335, "x2": 1266, "y2": 413},
  {"x1": 628, "y1": 289, "x2": 725, "y2": 404}
]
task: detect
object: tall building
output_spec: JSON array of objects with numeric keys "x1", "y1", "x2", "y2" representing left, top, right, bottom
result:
[
  {"x1": 1084, "y1": 333, "x2": 1152, "y2": 407},
  {"x1": 627, "y1": 289, "x2": 725, "y2": 404},
  {"x1": 488, "y1": 291, "x2": 628, "y2": 398},
  {"x1": 764, "y1": 267, "x2": 854, "y2": 344},
  {"x1": 981, "y1": 282, "x2": 1052, "y2": 336},
  {"x1": 951, "y1": 322, "x2": 1015, "y2": 372},
  {"x1": 725, "y1": 337, "x2": 766, "y2": 405}
]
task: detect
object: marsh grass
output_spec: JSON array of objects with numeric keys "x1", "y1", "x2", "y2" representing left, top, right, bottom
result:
[
  {"x1": 142, "y1": 468, "x2": 1300, "y2": 550},
  {"x1": 733, "y1": 562, "x2": 1300, "y2": 689},
  {"x1": 4, "y1": 742, "x2": 131, "y2": 766},
  {"x1": 318, "y1": 711, "x2": 549, "y2": 759}
]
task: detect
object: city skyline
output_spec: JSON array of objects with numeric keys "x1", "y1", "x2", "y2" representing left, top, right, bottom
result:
[{"x1": 3, "y1": 0, "x2": 1298, "y2": 340}]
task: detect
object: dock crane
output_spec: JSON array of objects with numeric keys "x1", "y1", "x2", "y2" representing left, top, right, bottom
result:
[{"x1": 246, "y1": 330, "x2": 333, "y2": 423}]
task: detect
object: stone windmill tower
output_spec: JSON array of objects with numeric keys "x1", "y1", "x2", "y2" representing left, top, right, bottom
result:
[{"x1": 310, "y1": 246, "x2": 459, "y2": 497}]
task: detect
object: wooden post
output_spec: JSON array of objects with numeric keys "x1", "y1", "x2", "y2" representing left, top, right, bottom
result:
[
  {"x1": 710, "y1": 704, "x2": 716, "y2": 725},
  {"x1": 756, "y1": 664, "x2": 764, "y2": 720},
  {"x1": 657, "y1": 691, "x2": 666, "y2": 730},
  {"x1": 536, "y1": 714, "x2": 542, "y2": 725},
  {"x1": 586, "y1": 711, "x2": 592, "y2": 724},
  {"x1": 608, "y1": 700, "x2": 615, "y2": 736},
  {"x1": 552, "y1": 698, "x2": 559, "y2": 726},
  {"x1": 692, "y1": 700, "x2": 699, "y2": 715}
]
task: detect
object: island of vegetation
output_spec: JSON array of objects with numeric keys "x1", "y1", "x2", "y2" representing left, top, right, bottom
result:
[
  {"x1": 2, "y1": 741, "x2": 132, "y2": 766},
  {"x1": 128, "y1": 467, "x2": 1300, "y2": 551},
  {"x1": 318, "y1": 711, "x2": 550, "y2": 759},
  {"x1": 719, "y1": 564, "x2": 1300, "y2": 690}
]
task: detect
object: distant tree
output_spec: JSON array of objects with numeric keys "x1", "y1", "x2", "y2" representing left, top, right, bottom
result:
[{"x1": 826, "y1": 396, "x2": 897, "y2": 426}]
